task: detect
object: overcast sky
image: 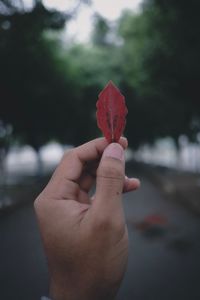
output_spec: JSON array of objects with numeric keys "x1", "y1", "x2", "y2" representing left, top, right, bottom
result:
[{"x1": 25, "y1": 0, "x2": 142, "y2": 42}]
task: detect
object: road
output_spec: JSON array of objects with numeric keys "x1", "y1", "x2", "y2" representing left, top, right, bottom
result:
[{"x1": 0, "y1": 171, "x2": 200, "y2": 300}]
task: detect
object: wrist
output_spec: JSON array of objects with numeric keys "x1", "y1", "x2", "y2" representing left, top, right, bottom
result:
[
  {"x1": 50, "y1": 277, "x2": 74, "y2": 300},
  {"x1": 50, "y1": 277, "x2": 88, "y2": 300},
  {"x1": 49, "y1": 276, "x2": 118, "y2": 300}
]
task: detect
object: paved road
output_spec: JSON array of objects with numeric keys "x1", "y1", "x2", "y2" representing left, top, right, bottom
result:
[
  {"x1": 0, "y1": 171, "x2": 200, "y2": 300},
  {"x1": 0, "y1": 202, "x2": 48, "y2": 300},
  {"x1": 118, "y1": 172, "x2": 200, "y2": 300}
]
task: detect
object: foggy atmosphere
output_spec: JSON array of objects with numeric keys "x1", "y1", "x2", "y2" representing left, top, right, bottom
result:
[{"x1": 0, "y1": 0, "x2": 200, "y2": 299}]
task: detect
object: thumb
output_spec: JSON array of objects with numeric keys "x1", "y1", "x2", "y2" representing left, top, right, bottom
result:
[{"x1": 92, "y1": 143, "x2": 125, "y2": 219}]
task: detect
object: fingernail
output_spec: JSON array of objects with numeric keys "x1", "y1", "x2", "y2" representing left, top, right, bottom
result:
[
  {"x1": 131, "y1": 178, "x2": 141, "y2": 186},
  {"x1": 120, "y1": 136, "x2": 128, "y2": 148},
  {"x1": 103, "y1": 143, "x2": 124, "y2": 161},
  {"x1": 125, "y1": 176, "x2": 141, "y2": 186}
]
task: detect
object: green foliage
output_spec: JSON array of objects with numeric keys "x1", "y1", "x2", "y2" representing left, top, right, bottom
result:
[
  {"x1": 117, "y1": 0, "x2": 200, "y2": 146},
  {"x1": 63, "y1": 41, "x2": 124, "y2": 144},
  {"x1": 91, "y1": 14, "x2": 110, "y2": 47},
  {"x1": 0, "y1": 1, "x2": 78, "y2": 149},
  {"x1": 1, "y1": 0, "x2": 200, "y2": 150}
]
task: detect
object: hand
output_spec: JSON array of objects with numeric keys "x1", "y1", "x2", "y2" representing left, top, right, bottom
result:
[{"x1": 34, "y1": 138, "x2": 140, "y2": 300}]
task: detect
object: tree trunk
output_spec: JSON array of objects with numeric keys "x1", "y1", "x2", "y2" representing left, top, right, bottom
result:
[
  {"x1": 35, "y1": 148, "x2": 44, "y2": 178},
  {"x1": 0, "y1": 147, "x2": 6, "y2": 186}
]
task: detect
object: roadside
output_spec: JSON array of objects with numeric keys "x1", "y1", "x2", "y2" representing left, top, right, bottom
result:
[
  {"x1": 129, "y1": 162, "x2": 200, "y2": 216},
  {"x1": 1, "y1": 161, "x2": 200, "y2": 216},
  {"x1": 0, "y1": 162, "x2": 200, "y2": 300},
  {"x1": 0, "y1": 176, "x2": 50, "y2": 214}
]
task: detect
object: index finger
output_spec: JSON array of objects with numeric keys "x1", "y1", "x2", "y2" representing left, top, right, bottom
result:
[{"x1": 53, "y1": 137, "x2": 128, "y2": 182}]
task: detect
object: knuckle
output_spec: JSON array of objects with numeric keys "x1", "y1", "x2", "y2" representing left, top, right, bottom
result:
[
  {"x1": 92, "y1": 214, "x2": 125, "y2": 234},
  {"x1": 62, "y1": 149, "x2": 74, "y2": 161},
  {"x1": 33, "y1": 197, "x2": 40, "y2": 212},
  {"x1": 98, "y1": 159, "x2": 123, "y2": 179},
  {"x1": 34, "y1": 193, "x2": 43, "y2": 211},
  {"x1": 61, "y1": 177, "x2": 79, "y2": 198},
  {"x1": 64, "y1": 148, "x2": 73, "y2": 157},
  {"x1": 93, "y1": 215, "x2": 111, "y2": 230}
]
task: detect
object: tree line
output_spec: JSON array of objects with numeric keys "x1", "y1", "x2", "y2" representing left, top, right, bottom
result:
[{"x1": 0, "y1": 0, "x2": 200, "y2": 153}]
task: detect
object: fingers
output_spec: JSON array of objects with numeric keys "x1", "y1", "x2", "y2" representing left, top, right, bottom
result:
[
  {"x1": 49, "y1": 137, "x2": 127, "y2": 201},
  {"x1": 77, "y1": 160, "x2": 99, "y2": 192},
  {"x1": 53, "y1": 137, "x2": 127, "y2": 183},
  {"x1": 123, "y1": 176, "x2": 140, "y2": 193},
  {"x1": 79, "y1": 173, "x2": 140, "y2": 194},
  {"x1": 91, "y1": 143, "x2": 125, "y2": 219},
  {"x1": 77, "y1": 157, "x2": 140, "y2": 195},
  {"x1": 90, "y1": 175, "x2": 141, "y2": 202}
]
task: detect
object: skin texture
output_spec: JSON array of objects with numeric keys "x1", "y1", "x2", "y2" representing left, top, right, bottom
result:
[{"x1": 34, "y1": 137, "x2": 140, "y2": 300}]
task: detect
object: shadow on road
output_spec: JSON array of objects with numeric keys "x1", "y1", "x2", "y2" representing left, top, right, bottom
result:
[{"x1": 0, "y1": 162, "x2": 200, "y2": 300}]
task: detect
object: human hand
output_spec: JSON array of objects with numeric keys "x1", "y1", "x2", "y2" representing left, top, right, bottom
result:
[{"x1": 34, "y1": 138, "x2": 140, "y2": 300}]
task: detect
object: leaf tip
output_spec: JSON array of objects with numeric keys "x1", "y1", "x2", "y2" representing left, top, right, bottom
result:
[{"x1": 96, "y1": 81, "x2": 128, "y2": 143}]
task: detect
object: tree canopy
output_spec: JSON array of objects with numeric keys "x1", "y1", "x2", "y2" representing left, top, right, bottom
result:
[
  {"x1": 1, "y1": 0, "x2": 200, "y2": 150},
  {"x1": 117, "y1": 0, "x2": 200, "y2": 146}
]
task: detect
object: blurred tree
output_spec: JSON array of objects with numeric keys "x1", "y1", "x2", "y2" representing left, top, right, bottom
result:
[
  {"x1": 91, "y1": 14, "x2": 110, "y2": 47},
  {"x1": 65, "y1": 15, "x2": 124, "y2": 144},
  {"x1": 0, "y1": 120, "x2": 12, "y2": 183},
  {"x1": 118, "y1": 0, "x2": 200, "y2": 147},
  {"x1": 0, "y1": 0, "x2": 90, "y2": 153},
  {"x1": 2, "y1": 0, "x2": 200, "y2": 158}
]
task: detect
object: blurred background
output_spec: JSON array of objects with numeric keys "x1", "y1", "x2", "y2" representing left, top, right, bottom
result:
[{"x1": 0, "y1": 0, "x2": 200, "y2": 299}]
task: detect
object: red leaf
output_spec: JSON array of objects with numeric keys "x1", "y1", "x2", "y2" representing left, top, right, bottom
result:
[{"x1": 96, "y1": 81, "x2": 128, "y2": 143}]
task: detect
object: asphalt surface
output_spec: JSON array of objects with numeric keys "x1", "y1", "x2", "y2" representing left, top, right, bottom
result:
[{"x1": 0, "y1": 172, "x2": 200, "y2": 300}]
